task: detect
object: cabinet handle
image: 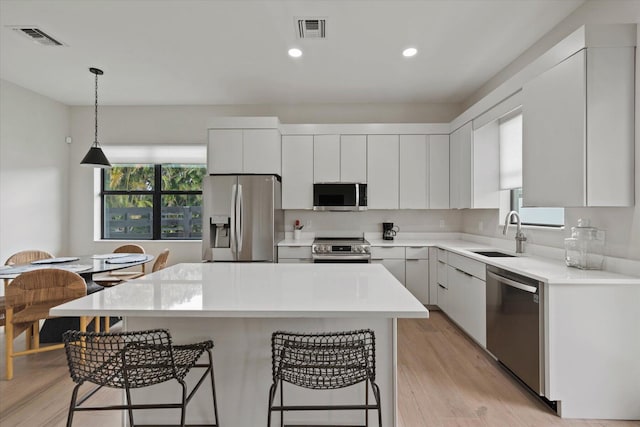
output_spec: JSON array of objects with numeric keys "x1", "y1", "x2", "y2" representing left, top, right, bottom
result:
[
  {"x1": 438, "y1": 260, "x2": 446, "y2": 265},
  {"x1": 409, "y1": 246, "x2": 424, "y2": 249},
  {"x1": 406, "y1": 259, "x2": 420, "y2": 262},
  {"x1": 455, "y1": 267, "x2": 473, "y2": 277},
  {"x1": 438, "y1": 284, "x2": 447, "y2": 290}
]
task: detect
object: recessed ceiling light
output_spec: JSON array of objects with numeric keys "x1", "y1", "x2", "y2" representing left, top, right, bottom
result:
[
  {"x1": 288, "y1": 48, "x2": 303, "y2": 58},
  {"x1": 403, "y1": 47, "x2": 418, "y2": 57}
]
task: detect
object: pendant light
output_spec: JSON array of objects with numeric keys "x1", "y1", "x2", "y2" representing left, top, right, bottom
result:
[{"x1": 80, "y1": 67, "x2": 111, "y2": 168}]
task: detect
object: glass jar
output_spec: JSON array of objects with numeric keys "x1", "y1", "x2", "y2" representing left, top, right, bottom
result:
[{"x1": 564, "y1": 218, "x2": 605, "y2": 270}]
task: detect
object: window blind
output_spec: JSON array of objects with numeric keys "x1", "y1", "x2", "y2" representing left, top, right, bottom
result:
[
  {"x1": 499, "y1": 112, "x2": 522, "y2": 190},
  {"x1": 101, "y1": 144, "x2": 206, "y2": 164}
]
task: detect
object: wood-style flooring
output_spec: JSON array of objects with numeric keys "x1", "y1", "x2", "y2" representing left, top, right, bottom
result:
[{"x1": 1, "y1": 313, "x2": 638, "y2": 426}]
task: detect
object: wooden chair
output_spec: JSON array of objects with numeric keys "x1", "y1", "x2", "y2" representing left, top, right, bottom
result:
[
  {"x1": 94, "y1": 244, "x2": 146, "y2": 286},
  {"x1": 152, "y1": 248, "x2": 170, "y2": 272},
  {"x1": 2, "y1": 250, "x2": 54, "y2": 343},
  {"x1": 4, "y1": 269, "x2": 92, "y2": 380}
]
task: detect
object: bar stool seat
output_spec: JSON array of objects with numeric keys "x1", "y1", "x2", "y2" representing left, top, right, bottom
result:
[
  {"x1": 63, "y1": 328, "x2": 220, "y2": 427},
  {"x1": 268, "y1": 329, "x2": 382, "y2": 427}
]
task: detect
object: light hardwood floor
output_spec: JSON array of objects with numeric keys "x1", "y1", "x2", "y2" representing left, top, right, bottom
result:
[{"x1": 1, "y1": 313, "x2": 638, "y2": 426}]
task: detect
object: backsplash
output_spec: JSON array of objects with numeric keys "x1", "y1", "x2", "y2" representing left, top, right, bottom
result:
[{"x1": 284, "y1": 209, "x2": 462, "y2": 237}]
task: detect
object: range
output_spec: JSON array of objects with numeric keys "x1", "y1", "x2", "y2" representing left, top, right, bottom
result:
[{"x1": 311, "y1": 237, "x2": 371, "y2": 263}]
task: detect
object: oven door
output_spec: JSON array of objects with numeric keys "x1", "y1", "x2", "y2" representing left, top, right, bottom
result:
[{"x1": 313, "y1": 255, "x2": 371, "y2": 264}]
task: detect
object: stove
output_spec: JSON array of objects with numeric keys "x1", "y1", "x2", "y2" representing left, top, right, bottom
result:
[{"x1": 311, "y1": 237, "x2": 371, "y2": 263}]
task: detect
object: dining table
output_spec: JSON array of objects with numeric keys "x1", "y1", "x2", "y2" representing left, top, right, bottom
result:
[{"x1": 0, "y1": 253, "x2": 154, "y2": 342}]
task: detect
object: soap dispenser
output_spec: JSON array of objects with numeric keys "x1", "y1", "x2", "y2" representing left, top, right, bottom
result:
[{"x1": 564, "y1": 218, "x2": 605, "y2": 270}]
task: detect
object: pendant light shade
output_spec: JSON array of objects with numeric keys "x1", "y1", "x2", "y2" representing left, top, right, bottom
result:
[{"x1": 81, "y1": 67, "x2": 111, "y2": 168}]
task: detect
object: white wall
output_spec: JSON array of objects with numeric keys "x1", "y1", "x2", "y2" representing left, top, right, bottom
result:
[
  {"x1": 461, "y1": 10, "x2": 640, "y2": 262},
  {"x1": 68, "y1": 103, "x2": 460, "y2": 263},
  {"x1": 0, "y1": 79, "x2": 70, "y2": 265}
]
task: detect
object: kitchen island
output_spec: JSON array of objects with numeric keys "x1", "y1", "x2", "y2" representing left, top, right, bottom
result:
[{"x1": 51, "y1": 263, "x2": 428, "y2": 426}]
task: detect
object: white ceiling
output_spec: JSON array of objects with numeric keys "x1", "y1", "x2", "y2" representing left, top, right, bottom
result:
[{"x1": 0, "y1": 0, "x2": 584, "y2": 106}]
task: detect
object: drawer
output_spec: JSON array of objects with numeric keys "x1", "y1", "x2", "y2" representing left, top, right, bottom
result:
[
  {"x1": 447, "y1": 252, "x2": 485, "y2": 281},
  {"x1": 371, "y1": 246, "x2": 405, "y2": 260},
  {"x1": 278, "y1": 246, "x2": 312, "y2": 259},
  {"x1": 437, "y1": 248, "x2": 447, "y2": 262},
  {"x1": 278, "y1": 258, "x2": 312, "y2": 264},
  {"x1": 437, "y1": 260, "x2": 447, "y2": 286},
  {"x1": 405, "y1": 246, "x2": 429, "y2": 260}
]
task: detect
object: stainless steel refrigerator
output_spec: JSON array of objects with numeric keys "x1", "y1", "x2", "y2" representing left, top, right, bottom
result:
[{"x1": 202, "y1": 174, "x2": 283, "y2": 262}]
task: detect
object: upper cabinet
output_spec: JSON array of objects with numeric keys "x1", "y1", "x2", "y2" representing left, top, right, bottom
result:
[
  {"x1": 429, "y1": 135, "x2": 450, "y2": 209},
  {"x1": 399, "y1": 135, "x2": 429, "y2": 209},
  {"x1": 522, "y1": 47, "x2": 635, "y2": 207},
  {"x1": 313, "y1": 134, "x2": 367, "y2": 183},
  {"x1": 282, "y1": 135, "x2": 313, "y2": 209},
  {"x1": 449, "y1": 123, "x2": 472, "y2": 209},
  {"x1": 367, "y1": 135, "x2": 399, "y2": 209},
  {"x1": 208, "y1": 128, "x2": 281, "y2": 175}
]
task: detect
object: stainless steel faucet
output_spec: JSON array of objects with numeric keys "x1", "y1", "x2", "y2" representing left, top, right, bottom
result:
[{"x1": 503, "y1": 211, "x2": 527, "y2": 254}]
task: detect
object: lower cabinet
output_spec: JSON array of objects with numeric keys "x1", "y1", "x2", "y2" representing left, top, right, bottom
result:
[
  {"x1": 405, "y1": 247, "x2": 429, "y2": 304},
  {"x1": 277, "y1": 246, "x2": 312, "y2": 263},
  {"x1": 439, "y1": 250, "x2": 486, "y2": 347},
  {"x1": 371, "y1": 246, "x2": 406, "y2": 284}
]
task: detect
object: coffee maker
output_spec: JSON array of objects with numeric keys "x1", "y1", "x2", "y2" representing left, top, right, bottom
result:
[{"x1": 382, "y1": 222, "x2": 398, "y2": 240}]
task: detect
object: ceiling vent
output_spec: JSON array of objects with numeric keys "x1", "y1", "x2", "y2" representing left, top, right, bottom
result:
[
  {"x1": 296, "y1": 18, "x2": 326, "y2": 39},
  {"x1": 9, "y1": 27, "x2": 65, "y2": 46}
]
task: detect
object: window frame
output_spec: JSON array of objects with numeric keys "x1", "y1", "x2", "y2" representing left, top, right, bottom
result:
[
  {"x1": 510, "y1": 188, "x2": 564, "y2": 228},
  {"x1": 101, "y1": 164, "x2": 204, "y2": 240}
]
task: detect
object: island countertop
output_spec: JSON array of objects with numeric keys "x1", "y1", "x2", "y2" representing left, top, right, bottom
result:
[{"x1": 50, "y1": 263, "x2": 429, "y2": 319}]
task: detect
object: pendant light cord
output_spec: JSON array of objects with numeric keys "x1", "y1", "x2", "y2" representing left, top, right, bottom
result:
[{"x1": 94, "y1": 71, "x2": 99, "y2": 146}]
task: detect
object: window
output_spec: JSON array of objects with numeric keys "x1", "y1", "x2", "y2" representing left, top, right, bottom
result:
[
  {"x1": 499, "y1": 111, "x2": 564, "y2": 227},
  {"x1": 102, "y1": 164, "x2": 206, "y2": 240}
]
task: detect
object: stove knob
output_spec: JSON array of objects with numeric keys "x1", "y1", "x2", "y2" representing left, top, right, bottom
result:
[{"x1": 364, "y1": 246, "x2": 370, "y2": 253}]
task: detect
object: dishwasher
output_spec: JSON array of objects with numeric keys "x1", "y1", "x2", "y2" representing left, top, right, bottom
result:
[{"x1": 486, "y1": 265, "x2": 544, "y2": 395}]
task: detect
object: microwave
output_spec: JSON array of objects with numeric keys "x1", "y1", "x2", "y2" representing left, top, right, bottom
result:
[{"x1": 313, "y1": 183, "x2": 367, "y2": 211}]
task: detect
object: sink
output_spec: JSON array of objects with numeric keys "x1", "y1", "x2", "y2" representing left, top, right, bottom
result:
[{"x1": 470, "y1": 250, "x2": 516, "y2": 258}]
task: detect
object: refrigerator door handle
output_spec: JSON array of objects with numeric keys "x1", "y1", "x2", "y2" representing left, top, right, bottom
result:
[
  {"x1": 230, "y1": 183, "x2": 238, "y2": 258},
  {"x1": 237, "y1": 184, "x2": 244, "y2": 253}
]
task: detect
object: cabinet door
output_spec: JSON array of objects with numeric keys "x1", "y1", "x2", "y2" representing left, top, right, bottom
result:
[
  {"x1": 208, "y1": 129, "x2": 243, "y2": 173},
  {"x1": 446, "y1": 265, "x2": 466, "y2": 326},
  {"x1": 406, "y1": 258, "x2": 429, "y2": 304},
  {"x1": 437, "y1": 282, "x2": 449, "y2": 314},
  {"x1": 429, "y1": 135, "x2": 450, "y2": 209},
  {"x1": 340, "y1": 135, "x2": 367, "y2": 183},
  {"x1": 313, "y1": 134, "x2": 340, "y2": 182},
  {"x1": 367, "y1": 135, "x2": 399, "y2": 209},
  {"x1": 399, "y1": 135, "x2": 428, "y2": 209},
  {"x1": 282, "y1": 136, "x2": 313, "y2": 209},
  {"x1": 472, "y1": 123, "x2": 500, "y2": 208},
  {"x1": 463, "y1": 276, "x2": 486, "y2": 347},
  {"x1": 373, "y1": 259, "x2": 405, "y2": 285},
  {"x1": 523, "y1": 50, "x2": 586, "y2": 207},
  {"x1": 449, "y1": 123, "x2": 472, "y2": 209},
  {"x1": 243, "y1": 129, "x2": 281, "y2": 175}
]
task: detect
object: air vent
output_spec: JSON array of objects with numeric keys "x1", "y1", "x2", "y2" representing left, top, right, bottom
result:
[
  {"x1": 9, "y1": 27, "x2": 65, "y2": 46},
  {"x1": 296, "y1": 18, "x2": 326, "y2": 39}
]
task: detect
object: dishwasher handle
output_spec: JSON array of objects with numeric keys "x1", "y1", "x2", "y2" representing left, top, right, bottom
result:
[{"x1": 487, "y1": 271, "x2": 538, "y2": 294}]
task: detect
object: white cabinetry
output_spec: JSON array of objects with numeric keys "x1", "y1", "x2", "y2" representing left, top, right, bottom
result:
[
  {"x1": 313, "y1": 135, "x2": 340, "y2": 182},
  {"x1": 405, "y1": 247, "x2": 429, "y2": 304},
  {"x1": 340, "y1": 135, "x2": 367, "y2": 183},
  {"x1": 437, "y1": 250, "x2": 486, "y2": 347},
  {"x1": 278, "y1": 246, "x2": 312, "y2": 263},
  {"x1": 367, "y1": 135, "x2": 399, "y2": 209},
  {"x1": 282, "y1": 136, "x2": 313, "y2": 209},
  {"x1": 449, "y1": 123, "x2": 472, "y2": 209},
  {"x1": 429, "y1": 135, "x2": 450, "y2": 209},
  {"x1": 371, "y1": 246, "x2": 405, "y2": 285},
  {"x1": 208, "y1": 128, "x2": 281, "y2": 175},
  {"x1": 399, "y1": 135, "x2": 428, "y2": 209},
  {"x1": 522, "y1": 47, "x2": 635, "y2": 207}
]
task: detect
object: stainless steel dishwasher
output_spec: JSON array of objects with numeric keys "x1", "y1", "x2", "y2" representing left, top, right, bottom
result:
[{"x1": 486, "y1": 265, "x2": 544, "y2": 395}]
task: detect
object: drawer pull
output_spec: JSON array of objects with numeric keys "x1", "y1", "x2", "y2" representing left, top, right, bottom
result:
[
  {"x1": 438, "y1": 284, "x2": 447, "y2": 289},
  {"x1": 406, "y1": 259, "x2": 420, "y2": 262},
  {"x1": 455, "y1": 267, "x2": 473, "y2": 277}
]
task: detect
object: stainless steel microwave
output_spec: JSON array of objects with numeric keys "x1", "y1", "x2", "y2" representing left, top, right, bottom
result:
[{"x1": 313, "y1": 183, "x2": 367, "y2": 211}]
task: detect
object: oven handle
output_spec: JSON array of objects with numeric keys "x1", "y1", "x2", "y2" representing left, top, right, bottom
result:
[
  {"x1": 312, "y1": 255, "x2": 372, "y2": 261},
  {"x1": 487, "y1": 271, "x2": 538, "y2": 294}
]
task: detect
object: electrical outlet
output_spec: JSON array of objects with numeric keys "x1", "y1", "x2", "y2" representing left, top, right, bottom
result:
[{"x1": 439, "y1": 219, "x2": 445, "y2": 229}]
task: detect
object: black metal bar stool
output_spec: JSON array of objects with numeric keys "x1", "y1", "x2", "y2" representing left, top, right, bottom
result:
[
  {"x1": 268, "y1": 329, "x2": 382, "y2": 427},
  {"x1": 63, "y1": 329, "x2": 220, "y2": 427}
]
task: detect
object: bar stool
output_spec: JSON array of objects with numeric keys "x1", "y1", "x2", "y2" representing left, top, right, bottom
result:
[
  {"x1": 268, "y1": 329, "x2": 382, "y2": 427},
  {"x1": 63, "y1": 329, "x2": 220, "y2": 427}
]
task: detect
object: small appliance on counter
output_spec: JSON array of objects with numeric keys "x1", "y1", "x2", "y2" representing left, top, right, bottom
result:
[
  {"x1": 564, "y1": 218, "x2": 605, "y2": 270},
  {"x1": 382, "y1": 222, "x2": 399, "y2": 240}
]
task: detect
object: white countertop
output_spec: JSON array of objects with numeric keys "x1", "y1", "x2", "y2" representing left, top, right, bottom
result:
[
  {"x1": 50, "y1": 263, "x2": 429, "y2": 318},
  {"x1": 277, "y1": 237, "x2": 640, "y2": 285}
]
